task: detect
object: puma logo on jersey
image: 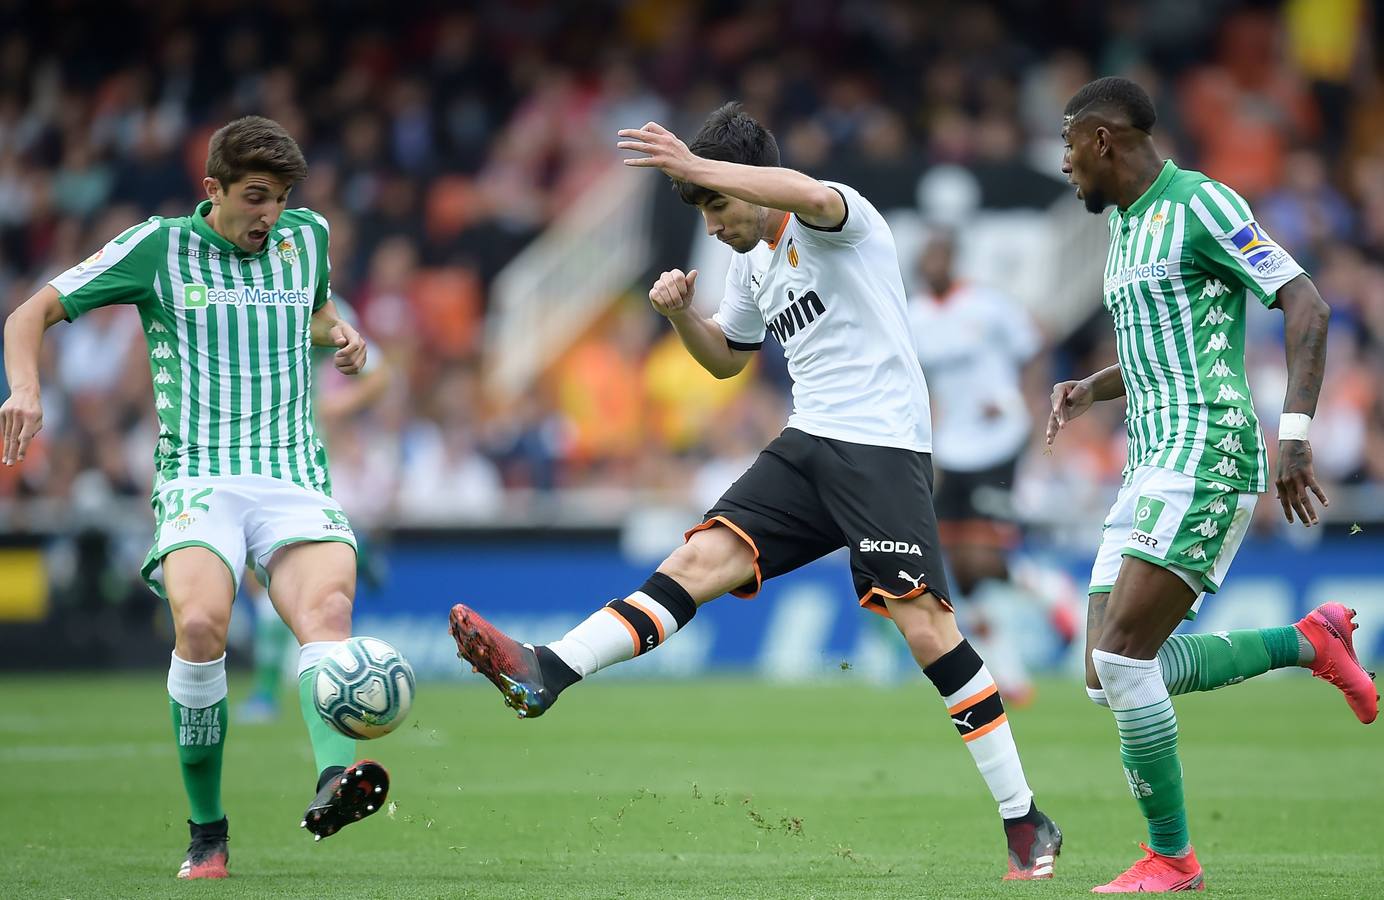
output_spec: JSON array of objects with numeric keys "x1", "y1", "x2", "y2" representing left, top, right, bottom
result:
[
  {"x1": 951, "y1": 710, "x2": 976, "y2": 730},
  {"x1": 766, "y1": 289, "x2": 826, "y2": 344},
  {"x1": 897, "y1": 570, "x2": 925, "y2": 590},
  {"x1": 859, "y1": 539, "x2": 921, "y2": 555}
]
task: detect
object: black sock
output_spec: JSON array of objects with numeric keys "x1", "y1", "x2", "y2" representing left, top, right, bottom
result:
[
  {"x1": 317, "y1": 765, "x2": 346, "y2": 793},
  {"x1": 535, "y1": 645, "x2": 582, "y2": 695},
  {"x1": 1002, "y1": 800, "x2": 1043, "y2": 828}
]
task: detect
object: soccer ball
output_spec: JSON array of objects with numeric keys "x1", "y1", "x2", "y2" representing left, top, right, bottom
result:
[{"x1": 313, "y1": 636, "x2": 416, "y2": 739}]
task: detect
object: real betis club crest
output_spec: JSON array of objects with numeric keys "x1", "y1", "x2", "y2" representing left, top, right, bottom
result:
[{"x1": 276, "y1": 237, "x2": 298, "y2": 265}]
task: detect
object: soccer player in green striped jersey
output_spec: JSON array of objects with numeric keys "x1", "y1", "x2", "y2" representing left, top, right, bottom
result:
[
  {"x1": 0, "y1": 117, "x2": 390, "y2": 879},
  {"x1": 1047, "y1": 78, "x2": 1377, "y2": 893}
]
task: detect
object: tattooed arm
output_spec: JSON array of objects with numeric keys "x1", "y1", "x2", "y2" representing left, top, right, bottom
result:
[{"x1": 1270, "y1": 274, "x2": 1330, "y2": 526}]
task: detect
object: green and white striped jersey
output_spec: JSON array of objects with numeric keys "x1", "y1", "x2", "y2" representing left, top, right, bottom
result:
[
  {"x1": 50, "y1": 201, "x2": 335, "y2": 495},
  {"x1": 1102, "y1": 160, "x2": 1304, "y2": 494}
]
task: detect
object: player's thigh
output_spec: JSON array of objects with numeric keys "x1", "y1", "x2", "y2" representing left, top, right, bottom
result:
[
  {"x1": 1100, "y1": 556, "x2": 1198, "y2": 658},
  {"x1": 145, "y1": 477, "x2": 248, "y2": 659},
  {"x1": 242, "y1": 475, "x2": 359, "y2": 640},
  {"x1": 814, "y1": 439, "x2": 953, "y2": 613},
  {"x1": 680, "y1": 430, "x2": 843, "y2": 603},
  {"x1": 163, "y1": 547, "x2": 238, "y2": 661},
  {"x1": 265, "y1": 540, "x2": 357, "y2": 641}
]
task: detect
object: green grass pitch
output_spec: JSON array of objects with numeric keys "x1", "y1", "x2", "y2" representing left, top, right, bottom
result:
[{"x1": 1, "y1": 672, "x2": 1379, "y2": 898}]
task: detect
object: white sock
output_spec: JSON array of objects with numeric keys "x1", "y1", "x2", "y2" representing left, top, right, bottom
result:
[
  {"x1": 1086, "y1": 686, "x2": 1109, "y2": 708},
  {"x1": 168, "y1": 652, "x2": 228, "y2": 708},
  {"x1": 548, "y1": 574, "x2": 698, "y2": 678},
  {"x1": 925, "y1": 641, "x2": 1034, "y2": 819},
  {"x1": 298, "y1": 640, "x2": 343, "y2": 678}
]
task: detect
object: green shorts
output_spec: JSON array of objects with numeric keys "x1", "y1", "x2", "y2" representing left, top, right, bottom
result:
[{"x1": 1087, "y1": 465, "x2": 1257, "y2": 617}]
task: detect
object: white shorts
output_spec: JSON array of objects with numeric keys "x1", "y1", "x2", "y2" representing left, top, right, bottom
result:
[
  {"x1": 142, "y1": 474, "x2": 356, "y2": 599},
  {"x1": 1087, "y1": 465, "x2": 1256, "y2": 618}
]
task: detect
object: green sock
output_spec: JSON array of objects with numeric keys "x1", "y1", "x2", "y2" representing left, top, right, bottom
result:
[
  {"x1": 251, "y1": 614, "x2": 295, "y2": 701},
  {"x1": 1115, "y1": 694, "x2": 1189, "y2": 856},
  {"x1": 170, "y1": 697, "x2": 228, "y2": 824},
  {"x1": 298, "y1": 670, "x2": 356, "y2": 775},
  {"x1": 1157, "y1": 627, "x2": 1302, "y2": 695}
]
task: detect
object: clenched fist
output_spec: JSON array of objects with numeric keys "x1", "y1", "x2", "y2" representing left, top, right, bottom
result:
[{"x1": 648, "y1": 268, "x2": 699, "y2": 319}]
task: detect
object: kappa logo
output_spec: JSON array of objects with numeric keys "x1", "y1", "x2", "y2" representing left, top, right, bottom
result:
[
  {"x1": 1201, "y1": 306, "x2": 1233, "y2": 326},
  {"x1": 1210, "y1": 457, "x2": 1240, "y2": 479},
  {"x1": 1214, "y1": 433, "x2": 1243, "y2": 454},
  {"x1": 1204, "y1": 332, "x2": 1229, "y2": 353},
  {"x1": 1208, "y1": 359, "x2": 1235, "y2": 378},
  {"x1": 858, "y1": 538, "x2": 922, "y2": 555},
  {"x1": 1217, "y1": 409, "x2": 1249, "y2": 428},
  {"x1": 1215, "y1": 383, "x2": 1245, "y2": 402},
  {"x1": 1200, "y1": 279, "x2": 1230, "y2": 300}
]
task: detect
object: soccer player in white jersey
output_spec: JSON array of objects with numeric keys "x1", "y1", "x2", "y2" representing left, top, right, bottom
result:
[
  {"x1": 449, "y1": 103, "x2": 1064, "y2": 881},
  {"x1": 1048, "y1": 78, "x2": 1376, "y2": 893},
  {"x1": 0, "y1": 117, "x2": 389, "y2": 879},
  {"x1": 909, "y1": 228, "x2": 1046, "y2": 702}
]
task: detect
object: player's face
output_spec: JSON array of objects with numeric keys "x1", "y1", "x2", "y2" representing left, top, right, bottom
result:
[
  {"x1": 206, "y1": 172, "x2": 294, "y2": 252},
  {"x1": 1061, "y1": 121, "x2": 1108, "y2": 214},
  {"x1": 697, "y1": 194, "x2": 766, "y2": 254}
]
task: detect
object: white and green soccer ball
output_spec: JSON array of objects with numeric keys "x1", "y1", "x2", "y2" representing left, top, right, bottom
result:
[{"x1": 313, "y1": 636, "x2": 416, "y2": 740}]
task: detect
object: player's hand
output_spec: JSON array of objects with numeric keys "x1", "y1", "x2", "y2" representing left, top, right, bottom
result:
[
  {"x1": 618, "y1": 122, "x2": 698, "y2": 181},
  {"x1": 648, "y1": 268, "x2": 698, "y2": 319},
  {"x1": 330, "y1": 320, "x2": 367, "y2": 375},
  {"x1": 0, "y1": 387, "x2": 43, "y2": 466},
  {"x1": 1045, "y1": 379, "x2": 1094, "y2": 445},
  {"x1": 1276, "y1": 439, "x2": 1329, "y2": 527}
]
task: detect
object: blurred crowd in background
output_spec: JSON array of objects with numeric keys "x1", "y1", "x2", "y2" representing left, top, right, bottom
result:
[{"x1": 1, "y1": 0, "x2": 1383, "y2": 533}]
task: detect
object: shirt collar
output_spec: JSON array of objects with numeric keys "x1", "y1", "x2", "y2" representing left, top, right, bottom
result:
[
  {"x1": 766, "y1": 212, "x2": 791, "y2": 250},
  {"x1": 191, "y1": 199, "x2": 264, "y2": 256},
  {"x1": 1122, "y1": 159, "x2": 1178, "y2": 218}
]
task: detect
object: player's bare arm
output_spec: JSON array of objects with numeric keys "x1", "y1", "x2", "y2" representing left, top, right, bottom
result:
[
  {"x1": 618, "y1": 121, "x2": 845, "y2": 228},
  {"x1": 1045, "y1": 363, "x2": 1124, "y2": 445},
  {"x1": 1271, "y1": 274, "x2": 1330, "y2": 526},
  {"x1": 310, "y1": 298, "x2": 367, "y2": 375},
  {"x1": 1, "y1": 284, "x2": 68, "y2": 465},
  {"x1": 647, "y1": 267, "x2": 752, "y2": 380}
]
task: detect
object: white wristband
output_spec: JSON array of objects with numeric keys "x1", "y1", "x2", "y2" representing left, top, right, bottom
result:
[{"x1": 1279, "y1": 413, "x2": 1311, "y2": 442}]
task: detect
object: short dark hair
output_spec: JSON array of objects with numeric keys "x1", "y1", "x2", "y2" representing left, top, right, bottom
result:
[
  {"x1": 1064, "y1": 77, "x2": 1157, "y2": 133},
  {"x1": 675, "y1": 102, "x2": 780, "y2": 205},
  {"x1": 206, "y1": 116, "x2": 308, "y2": 188}
]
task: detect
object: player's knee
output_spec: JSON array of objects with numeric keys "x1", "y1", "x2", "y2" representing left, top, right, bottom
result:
[
  {"x1": 174, "y1": 608, "x2": 230, "y2": 660},
  {"x1": 296, "y1": 587, "x2": 353, "y2": 641},
  {"x1": 658, "y1": 529, "x2": 753, "y2": 602}
]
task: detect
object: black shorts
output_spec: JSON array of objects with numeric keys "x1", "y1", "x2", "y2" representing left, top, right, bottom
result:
[
  {"x1": 932, "y1": 455, "x2": 1021, "y2": 548},
  {"x1": 687, "y1": 428, "x2": 951, "y2": 616}
]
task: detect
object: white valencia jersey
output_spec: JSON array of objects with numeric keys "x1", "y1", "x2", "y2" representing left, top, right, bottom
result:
[
  {"x1": 714, "y1": 181, "x2": 933, "y2": 452},
  {"x1": 909, "y1": 283, "x2": 1040, "y2": 470}
]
